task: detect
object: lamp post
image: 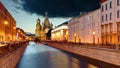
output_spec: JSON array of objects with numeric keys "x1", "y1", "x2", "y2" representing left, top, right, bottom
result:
[
  {"x1": 92, "y1": 31, "x2": 95, "y2": 45},
  {"x1": 4, "y1": 21, "x2": 8, "y2": 41},
  {"x1": 74, "y1": 34, "x2": 76, "y2": 43}
]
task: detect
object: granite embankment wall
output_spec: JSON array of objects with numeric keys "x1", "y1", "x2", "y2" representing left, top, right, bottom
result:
[
  {"x1": 46, "y1": 42, "x2": 120, "y2": 66},
  {"x1": 0, "y1": 42, "x2": 28, "y2": 68}
]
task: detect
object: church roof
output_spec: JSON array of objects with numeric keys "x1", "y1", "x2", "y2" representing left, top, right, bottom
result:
[{"x1": 43, "y1": 12, "x2": 51, "y2": 27}]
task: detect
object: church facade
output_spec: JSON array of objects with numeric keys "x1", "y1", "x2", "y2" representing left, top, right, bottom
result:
[{"x1": 35, "y1": 12, "x2": 53, "y2": 40}]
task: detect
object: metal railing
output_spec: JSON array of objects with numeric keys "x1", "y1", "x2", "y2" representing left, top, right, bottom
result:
[{"x1": 0, "y1": 41, "x2": 29, "y2": 55}]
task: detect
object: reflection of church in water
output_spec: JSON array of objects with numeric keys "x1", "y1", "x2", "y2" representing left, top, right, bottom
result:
[{"x1": 35, "y1": 12, "x2": 53, "y2": 40}]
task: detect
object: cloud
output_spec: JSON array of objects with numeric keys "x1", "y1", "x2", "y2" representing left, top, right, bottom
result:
[
  {"x1": 11, "y1": 9, "x2": 18, "y2": 13},
  {"x1": 13, "y1": 0, "x2": 100, "y2": 17}
]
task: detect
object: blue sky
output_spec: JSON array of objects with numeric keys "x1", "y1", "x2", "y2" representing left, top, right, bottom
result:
[{"x1": 0, "y1": 0, "x2": 99, "y2": 34}]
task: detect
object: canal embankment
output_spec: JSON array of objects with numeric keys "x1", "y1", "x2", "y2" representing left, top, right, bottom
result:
[
  {"x1": 44, "y1": 41, "x2": 120, "y2": 67},
  {"x1": 0, "y1": 41, "x2": 28, "y2": 68}
]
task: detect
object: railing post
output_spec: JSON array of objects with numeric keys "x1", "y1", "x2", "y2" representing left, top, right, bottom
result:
[
  {"x1": 8, "y1": 43, "x2": 12, "y2": 51},
  {"x1": 116, "y1": 44, "x2": 120, "y2": 51}
]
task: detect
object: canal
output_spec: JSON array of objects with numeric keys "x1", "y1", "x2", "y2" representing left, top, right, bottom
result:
[{"x1": 16, "y1": 42, "x2": 119, "y2": 68}]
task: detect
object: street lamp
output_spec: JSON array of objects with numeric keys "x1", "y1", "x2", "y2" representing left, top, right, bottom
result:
[
  {"x1": 4, "y1": 21, "x2": 8, "y2": 41},
  {"x1": 74, "y1": 34, "x2": 76, "y2": 43},
  {"x1": 13, "y1": 26, "x2": 16, "y2": 30},
  {"x1": 92, "y1": 31, "x2": 95, "y2": 45},
  {"x1": 4, "y1": 21, "x2": 8, "y2": 25}
]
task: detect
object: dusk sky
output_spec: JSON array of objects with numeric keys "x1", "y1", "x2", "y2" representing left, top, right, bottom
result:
[{"x1": 0, "y1": 0, "x2": 100, "y2": 34}]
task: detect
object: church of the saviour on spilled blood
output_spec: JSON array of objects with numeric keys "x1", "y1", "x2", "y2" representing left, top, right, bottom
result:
[{"x1": 35, "y1": 12, "x2": 53, "y2": 40}]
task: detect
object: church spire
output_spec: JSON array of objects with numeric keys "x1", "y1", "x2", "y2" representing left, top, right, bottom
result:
[
  {"x1": 43, "y1": 12, "x2": 50, "y2": 28},
  {"x1": 45, "y1": 12, "x2": 48, "y2": 17}
]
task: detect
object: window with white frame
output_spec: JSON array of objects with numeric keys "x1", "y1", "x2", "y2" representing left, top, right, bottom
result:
[
  {"x1": 117, "y1": 10, "x2": 120, "y2": 18},
  {"x1": 106, "y1": 14, "x2": 108, "y2": 21},
  {"x1": 110, "y1": 36, "x2": 112, "y2": 42},
  {"x1": 118, "y1": 36, "x2": 120, "y2": 42},
  {"x1": 105, "y1": 3, "x2": 107, "y2": 10},
  {"x1": 110, "y1": 12, "x2": 112, "y2": 20},
  {"x1": 102, "y1": 15, "x2": 104, "y2": 22},
  {"x1": 117, "y1": 0, "x2": 120, "y2": 6},
  {"x1": 102, "y1": 5, "x2": 104, "y2": 11},
  {"x1": 110, "y1": 1, "x2": 112, "y2": 8},
  {"x1": 110, "y1": 24, "x2": 113, "y2": 33},
  {"x1": 117, "y1": 23, "x2": 120, "y2": 32}
]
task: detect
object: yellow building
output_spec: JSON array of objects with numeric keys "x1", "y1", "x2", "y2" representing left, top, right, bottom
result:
[
  {"x1": 0, "y1": 2, "x2": 16, "y2": 42},
  {"x1": 35, "y1": 12, "x2": 53, "y2": 40},
  {"x1": 51, "y1": 22, "x2": 68, "y2": 41}
]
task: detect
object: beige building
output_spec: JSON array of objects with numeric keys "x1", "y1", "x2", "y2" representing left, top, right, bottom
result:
[
  {"x1": 68, "y1": 9, "x2": 101, "y2": 44},
  {"x1": 101, "y1": 0, "x2": 120, "y2": 44},
  {"x1": 0, "y1": 2, "x2": 16, "y2": 42},
  {"x1": 68, "y1": 0, "x2": 120, "y2": 44},
  {"x1": 51, "y1": 22, "x2": 68, "y2": 41}
]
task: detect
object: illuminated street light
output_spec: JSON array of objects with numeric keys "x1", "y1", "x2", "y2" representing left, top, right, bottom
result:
[
  {"x1": 92, "y1": 31, "x2": 95, "y2": 45},
  {"x1": 4, "y1": 21, "x2": 8, "y2": 25},
  {"x1": 13, "y1": 26, "x2": 16, "y2": 29}
]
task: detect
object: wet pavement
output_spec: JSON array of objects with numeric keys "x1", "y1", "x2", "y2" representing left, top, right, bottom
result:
[{"x1": 16, "y1": 42, "x2": 119, "y2": 68}]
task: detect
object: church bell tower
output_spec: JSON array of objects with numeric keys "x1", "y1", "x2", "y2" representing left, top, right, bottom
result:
[{"x1": 35, "y1": 18, "x2": 41, "y2": 38}]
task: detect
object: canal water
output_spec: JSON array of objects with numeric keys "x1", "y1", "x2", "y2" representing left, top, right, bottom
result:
[{"x1": 16, "y1": 42, "x2": 119, "y2": 68}]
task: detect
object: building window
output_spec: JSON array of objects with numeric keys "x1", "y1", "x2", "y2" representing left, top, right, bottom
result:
[
  {"x1": 0, "y1": 35, "x2": 1, "y2": 41},
  {"x1": 101, "y1": 26, "x2": 104, "y2": 34},
  {"x1": 102, "y1": 15, "x2": 104, "y2": 22},
  {"x1": 105, "y1": 3, "x2": 107, "y2": 10},
  {"x1": 110, "y1": 1, "x2": 112, "y2": 8},
  {"x1": 105, "y1": 25, "x2": 108, "y2": 34},
  {"x1": 117, "y1": 10, "x2": 120, "y2": 18},
  {"x1": 110, "y1": 12, "x2": 112, "y2": 20},
  {"x1": 102, "y1": 5, "x2": 104, "y2": 11},
  {"x1": 117, "y1": 23, "x2": 120, "y2": 32},
  {"x1": 106, "y1": 14, "x2": 108, "y2": 21},
  {"x1": 110, "y1": 24, "x2": 113, "y2": 33},
  {"x1": 110, "y1": 36, "x2": 112, "y2": 42},
  {"x1": 117, "y1": 0, "x2": 120, "y2": 6},
  {"x1": 118, "y1": 36, "x2": 120, "y2": 42}
]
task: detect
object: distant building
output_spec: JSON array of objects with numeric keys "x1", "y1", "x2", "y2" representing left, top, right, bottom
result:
[
  {"x1": 51, "y1": 22, "x2": 68, "y2": 41},
  {"x1": 16, "y1": 28, "x2": 26, "y2": 41},
  {"x1": 0, "y1": 2, "x2": 16, "y2": 42},
  {"x1": 25, "y1": 32, "x2": 35, "y2": 41},
  {"x1": 35, "y1": 12, "x2": 53, "y2": 40}
]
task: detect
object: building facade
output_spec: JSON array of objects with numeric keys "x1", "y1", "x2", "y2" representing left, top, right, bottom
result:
[
  {"x1": 35, "y1": 12, "x2": 53, "y2": 40},
  {"x1": 0, "y1": 2, "x2": 16, "y2": 42},
  {"x1": 101, "y1": 0, "x2": 120, "y2": 44},
  {"x1": 68, "y1": 9, "x2": 101, "y2": 44},
  {"x1": 68, "y1": 0, "x2": 120, "y2": 44},
  {"x1": 51, "y1": 22, "x2": 68, "y2": 41}
]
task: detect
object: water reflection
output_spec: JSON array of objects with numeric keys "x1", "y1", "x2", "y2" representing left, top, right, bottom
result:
[{"x1": 16, "y1": 42, "x2": 119, "y2": 68}]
